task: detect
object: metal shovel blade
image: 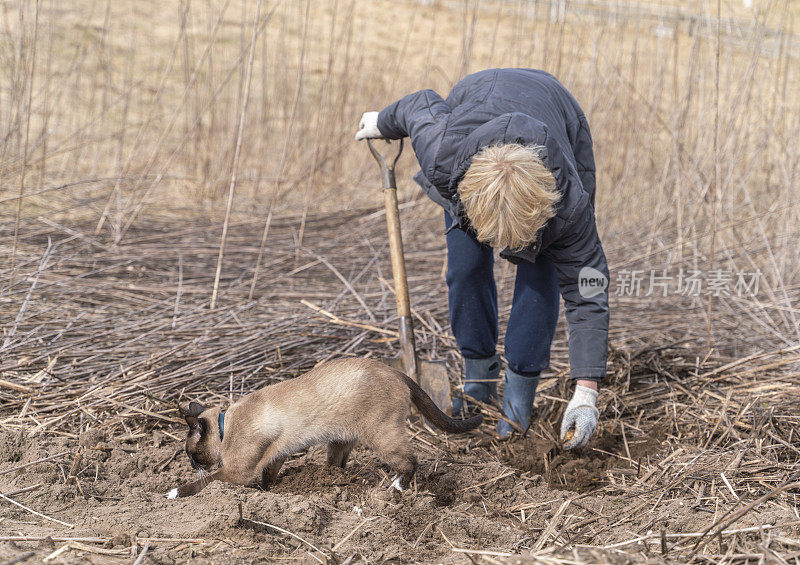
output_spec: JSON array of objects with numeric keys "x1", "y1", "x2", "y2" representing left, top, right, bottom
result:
[{"x1": 387, "y1": 357, "x2": 452, "y2": 416}]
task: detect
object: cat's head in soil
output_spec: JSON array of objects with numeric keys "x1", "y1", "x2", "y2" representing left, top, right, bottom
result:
[{"x1": 179, "y1": 401, "x2": 222, "y2": 469}]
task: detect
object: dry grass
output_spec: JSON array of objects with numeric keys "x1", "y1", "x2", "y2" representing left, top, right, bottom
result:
[
  {"x1": 2, "y1": 0, "x2": 800, "y2": 563},
  {"x1": 2, "y1": 206, "x2": 800, "y2": 563}
]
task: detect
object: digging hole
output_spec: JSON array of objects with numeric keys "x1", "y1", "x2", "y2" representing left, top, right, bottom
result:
[{"x1": 499, "y1": 424, "x2": 667, "y2": 492}]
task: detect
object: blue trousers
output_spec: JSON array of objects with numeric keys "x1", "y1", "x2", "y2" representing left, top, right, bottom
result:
[{"x1": 445, "y1": 212, "x2": 559, "y2": 377}]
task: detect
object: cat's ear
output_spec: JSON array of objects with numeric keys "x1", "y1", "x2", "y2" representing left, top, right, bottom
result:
[
  {"x1": 178, "y1": 400, "x2": 205, "y2": 417},
  {"x1": 188, "y1": 401, "x2": 205, "y2": 417},
  {"x1": 179, "y1": 401, "x2": 205, "y2": 432}
]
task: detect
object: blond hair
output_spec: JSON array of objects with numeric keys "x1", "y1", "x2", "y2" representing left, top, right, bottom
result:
[{"x1": 457, "y1": 144, "x2": 559, "y2": 251}]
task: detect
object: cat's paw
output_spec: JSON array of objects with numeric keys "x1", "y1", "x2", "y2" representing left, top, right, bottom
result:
[{"x1": 166, "y1": 488, "x2": 179, "y2": 499}]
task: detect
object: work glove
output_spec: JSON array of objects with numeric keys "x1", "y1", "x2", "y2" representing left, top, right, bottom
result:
[
  {"x1": 355, "y1": 111, "x2": 382, "y2": 141},
  {"x1": 560, "y1": 384, "x2": 599, "y2": 449},
  {"x1": 497, "y1": 369, "x2": 539, "y2": 438},
  {"x1": 452, "y1": 354, "x2": 501, "y2": 417}
]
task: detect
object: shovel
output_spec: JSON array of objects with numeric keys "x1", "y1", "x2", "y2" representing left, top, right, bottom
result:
[{"x1": 367, "y1": 138, "x2": 452, "y2": 415}]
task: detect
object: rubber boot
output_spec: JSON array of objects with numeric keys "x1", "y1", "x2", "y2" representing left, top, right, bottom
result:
[
  {"x1": 451, "y1": 354, "x2": 501, "y2": 417},
  {"x1": 497, "y1": 368, "x2": 540, "y2": 437}
]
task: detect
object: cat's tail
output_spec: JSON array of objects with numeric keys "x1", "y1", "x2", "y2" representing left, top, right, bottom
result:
[{"x1": 400, "y1": 374, "x2": 483, "y2": 433}]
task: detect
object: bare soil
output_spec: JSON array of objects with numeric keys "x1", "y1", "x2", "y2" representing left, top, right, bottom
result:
[
  {"x1": 499, "y1": 424, "x2": 668, "y2": 493},
  {"x1": 0, "y1": 417, "x2": 793, "y2": 564},
  {"x1": 2, "y1": 212, "x2": 799, "y2": 564}
]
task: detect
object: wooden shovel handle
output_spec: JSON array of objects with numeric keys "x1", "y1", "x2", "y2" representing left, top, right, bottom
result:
[
  {"x1": 367, "y1": 139, "x2": 411, "y2": 318},
  {"x1": 367, "y1": 140, "x2": 418, "y2": 383},
  {"x1": 383, "y1": 187, "x2": 411, "y2": 319}
]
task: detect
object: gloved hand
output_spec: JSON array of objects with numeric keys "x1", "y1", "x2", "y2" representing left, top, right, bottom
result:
[
  {"x1": 355, "y1": 111, "x2": 382, "y2": 141},
  {"x1": 560, "y1": 384, "x2": 599, "y2": 449}
]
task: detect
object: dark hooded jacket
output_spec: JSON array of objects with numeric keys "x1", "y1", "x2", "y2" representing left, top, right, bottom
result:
[{"x1": 376, "y1": 68, "x2": 609, "y2": 380}]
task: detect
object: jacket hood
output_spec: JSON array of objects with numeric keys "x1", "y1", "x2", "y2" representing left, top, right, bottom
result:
[
  {"x1": 448, "y1": 112, "x2": 569, "y2": 193},
  {"x1": 446, "y1": 112, "x2": 572, "y2": 237}
]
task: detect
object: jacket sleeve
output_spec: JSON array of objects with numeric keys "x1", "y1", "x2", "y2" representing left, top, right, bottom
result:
[
  {"x1": 568, "y1": 114, "x2": 597, "y2": 208},
  {"x1": 543, "y1": 204, "x2": 610, "y2": 380},
  {"x1": 377, "y1": 89, "x2": 451, "y2": 184}
]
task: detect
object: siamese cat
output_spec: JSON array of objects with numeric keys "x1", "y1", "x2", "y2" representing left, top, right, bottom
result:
[{"x1": 166, "y1": 357, "x2": 482, "y2": 498}]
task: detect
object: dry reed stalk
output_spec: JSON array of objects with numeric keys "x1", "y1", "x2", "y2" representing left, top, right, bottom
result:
[
  {"x1": 295, "y1": 0, "x2": 337, "y2": 264},
  {"x1": 131, "y1": 540, "x2": 150, "y2": 565},
  {"x1": 113, "y1": 0, "x2": 233, "y2": 242},
  {"x1": 248, "y1": 0, "x2": 311, "y2": 299},
  {"x1": 239, "y1": 514, "x2": 327, "y2": 562},
  {"x1": 210, "y1": 0, "x2": 263, "y2": 310},
  {"x1": 0, "y1": 490, "x2": 73, "y2": 528},
  {"x1": 9, "y1": 0, "x2": 39, "y2": 288},
  {"x1": 705, "y1": 0, "x2": 722, "y2": 350}
]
